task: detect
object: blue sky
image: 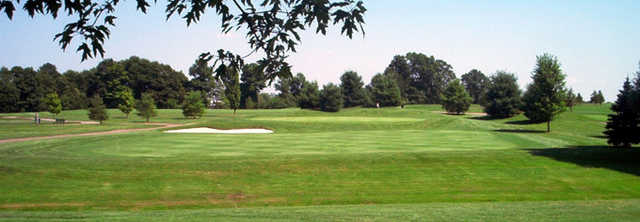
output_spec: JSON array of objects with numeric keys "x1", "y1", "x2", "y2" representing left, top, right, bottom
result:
[{"x1": 1, "y1": 0, "x2": 639, "y2": 101}]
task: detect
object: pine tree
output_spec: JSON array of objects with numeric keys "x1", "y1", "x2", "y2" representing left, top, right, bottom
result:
[
  {"x1": 604, "y1": 78, "x2": 638, "y2": 147},
  {"x1": 484, "y1": 71, "x2": 521, "y2": 118},
  {"x1": 182, "y1": 91, "x2": 206, "y2": 119},
  {"x1": 566, "y1": 88, "x2": 577, "y2": 112},
  {"x1": 136, "y1": 93, "x2": 157, "y2": 122},
  {"x1": 88, "y1": 95, "x2": 108, "y2": 124},
  {"x1": 299, "y1": 81, "x2": 321, "y2": 109},
  {"x1": 576, "y1": 93, "x2": 584, "y2": 103},
  {"x1": 521, "y1": 54, "x2": 567, "y2": 132},
  {"x1": 441, "y1": 79, "x2": 472, "y2": 114},
  {"x1": 320, "y1": 83, "x2": 343, "y2": 112},
  {"x1": 340, "y1": 71, "x2": 366, "y2": 107}
]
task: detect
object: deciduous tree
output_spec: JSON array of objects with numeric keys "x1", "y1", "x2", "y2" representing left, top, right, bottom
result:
[
  {"x1": 216, "y1": 64, "x2": 241, "y2": 114},
  {"x1": 117, "y1": 88, "x2": 135, "y2": 118},
  {"x1": 461, "y1": 69, "x2": 489, "y2": 104},
  {"x1": 44, "y1": 92, "x2": 62, "y2": 117},
  {"x1": 1, "y1": 0, "x2": 366, "y2": 86},
  {"x1": 240, "y1": 63, "x2": 266, "y2": 108}
]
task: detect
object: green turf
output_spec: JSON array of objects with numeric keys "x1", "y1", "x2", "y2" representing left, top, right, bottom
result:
[
  {"x1": 1, "y1": 199, "x2": 639, "y2": 221},
  {"x1": 0, "y1": 104, "x2": 638, "y2": 220}
]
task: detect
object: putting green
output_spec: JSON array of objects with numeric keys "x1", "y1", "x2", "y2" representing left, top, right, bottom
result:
[
  {"x1": 251, "y1": 116, "x2": 424, "y2": 123},
  {"x1": 79, "y1": 130, "x2": 526, "y2": 158}
]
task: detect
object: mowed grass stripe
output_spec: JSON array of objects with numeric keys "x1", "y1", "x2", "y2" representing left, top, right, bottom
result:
[
  {"x1": 1, "y1": 104, "x2": 638, "y2": 213},
  {"x1": 1, "y1": 199, "x2": 639, "y2": 221}
]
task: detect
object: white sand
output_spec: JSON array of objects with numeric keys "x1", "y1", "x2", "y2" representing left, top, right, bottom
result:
[{"x1": 165, "y1": 127, "x2": 273, "y2": 134}]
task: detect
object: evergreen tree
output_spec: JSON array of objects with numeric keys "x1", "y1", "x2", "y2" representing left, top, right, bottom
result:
[
  {"x1": 590, "y1": 90, "x2": 605, "y2": 104},
  {"x1": 441, "y1": 79, "x2": 472, "y2": 114},
  {"x1": 0, "y1": 67, "x2": 20, "y2": 113},
  {"x1": 566, "y1": 88, "x2": 577, "y2": 112},
  {"x1": 320, "y1": 83, "x2": 343, "y2": 112},
  {"x1": 369, "y1": 73, "x2": 402, "y2": 107},
  {"x1": 576, "y1": 93, "x2": 584, "y2": 103},
  {"x1": 484, "y1": 71, "x2": 522, "y2": 118},
  {"x1": 275, "y1": 73, "x2": 306, "y2": 107},
  {"x1": 88, "y1": 95, "x2": 108, "y2": 124},
  {"x1": 340, "y1": 71, "x2": 366, "y2": 107},
  {"x1": 182, "y1": 91, "x2": 206, "y2": 119},
  {"x1": 44, "y1": 92, "x2": 62, "y2": 117},
  {"x1": 299, "y1": 81, "x2": 321, "y2": 109},
  {"x1": 521, "y1": 54, "x2": 567, "y2": 132},
  {"x1": 135, "y1": 93, "x2": 157, "y2": 122},
  {"x1": 604, "y1": 78, "x2": 638, "y2": 147},
  {"x1": 598, "y1": 90, "x2": 605, "y2": 104},
  {"x1": 117, "y1": 88, "x2": 135, "y2": 118}
]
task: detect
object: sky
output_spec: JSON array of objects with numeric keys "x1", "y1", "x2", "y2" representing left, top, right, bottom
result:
[{"x1": 1, "y1": 0, "x2": 639, "y2": 101}]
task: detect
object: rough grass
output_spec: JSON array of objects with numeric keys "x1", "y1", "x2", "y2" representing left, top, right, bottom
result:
[{"x1": 1, "y1": 104, "x2": 639, "y2": 221}]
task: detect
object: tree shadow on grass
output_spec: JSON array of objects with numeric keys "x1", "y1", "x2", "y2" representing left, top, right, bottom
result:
[
  {"x1": 526, "y1": 146, "x2": 640, "y2": 176},
  {"x1": 468, "y1": 115, "x2": 502, "y2": 120},
  {"x1": 494, "y1": 129, "x2": 546, "y2": 133},
  {"x1": 505, "y1": 120, "x2": 533, "y2": 125}
]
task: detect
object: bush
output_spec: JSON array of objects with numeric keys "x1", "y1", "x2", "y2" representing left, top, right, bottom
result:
[
  {"x1": 182, "y1": 91, "x2": 206, "y2": 119},
  {"x1": 320, "y1": 83, "x2": 343, "y2": 112},
  {"x1": 441, "y1": 79, "x2": 472, "y2": 114}
]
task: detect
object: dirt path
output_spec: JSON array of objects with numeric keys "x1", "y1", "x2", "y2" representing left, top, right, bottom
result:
[
  {"x1": 1, "y1": 116, "x2": 100, "y2": 124},
  {"x1": 0, "y1": 123, "x2": 187, "y2": 144}
]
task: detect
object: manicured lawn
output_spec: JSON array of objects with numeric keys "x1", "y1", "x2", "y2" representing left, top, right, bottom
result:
[
  {"x1": 1, "y1": 199, "x2": 639, "y2": 221},
  {"x1": 0, "y1": 104, "x2": 638, "y2": 220}
]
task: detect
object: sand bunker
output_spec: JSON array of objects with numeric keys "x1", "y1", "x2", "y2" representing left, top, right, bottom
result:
[{"x1": 165, "y1": 127, "x2": 273, "y2": 134}]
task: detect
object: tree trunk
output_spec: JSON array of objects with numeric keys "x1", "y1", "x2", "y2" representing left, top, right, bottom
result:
[
  {"x1": 547, "y1": 121, "x2": 550, "y2": 133},
  {"x1": 146, "y1": 117, "x2": 149, "y2": 122},
  {"x1": 233, "y1": 108, "x2": 237, "y2": 115}
]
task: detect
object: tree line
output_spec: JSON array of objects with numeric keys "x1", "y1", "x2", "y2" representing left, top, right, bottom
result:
[{"x1": 0, "y1": 52, "x2": 608, "y2": 116}]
